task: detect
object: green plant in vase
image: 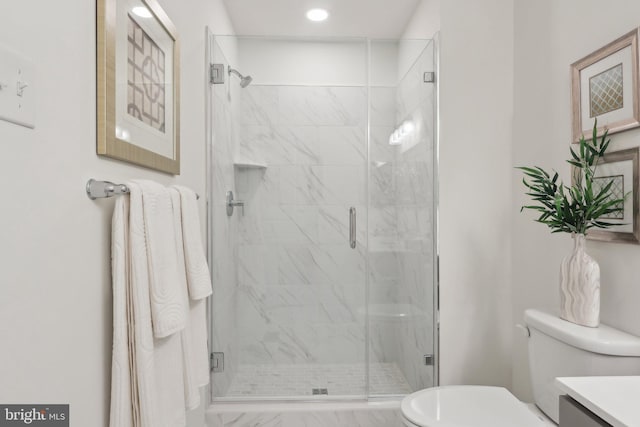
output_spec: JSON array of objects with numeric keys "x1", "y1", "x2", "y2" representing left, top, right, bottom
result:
[{"x1": 517, "y1": 120, "x2": 625, "y2": 327}]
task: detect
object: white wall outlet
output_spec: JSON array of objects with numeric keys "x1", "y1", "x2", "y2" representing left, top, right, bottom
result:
[{"x1": 0, "y1": 46, "x2": 35, "y2": 129}]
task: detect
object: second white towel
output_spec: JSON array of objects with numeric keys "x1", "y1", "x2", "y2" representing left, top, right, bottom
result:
[
  {"x1": 173, "y1": 185, "x2": 213, "y2": 301},
  {"x1": 133, "y1": 180, "x2": 187, "y2": 338}
]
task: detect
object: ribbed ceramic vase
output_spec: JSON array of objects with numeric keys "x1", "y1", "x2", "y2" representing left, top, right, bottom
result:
[{"x1": 559, "y1": 234, "x2": 600, "y2": 327}]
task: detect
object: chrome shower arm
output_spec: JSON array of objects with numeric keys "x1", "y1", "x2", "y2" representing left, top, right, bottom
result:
[{"x1": 229, "y1": 68, "x2": 242, "y2": 78}]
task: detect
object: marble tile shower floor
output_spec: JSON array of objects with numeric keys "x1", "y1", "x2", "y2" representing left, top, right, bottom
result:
[{"x1": 225, "y1": 362, "x2": 413, "y2": 397}]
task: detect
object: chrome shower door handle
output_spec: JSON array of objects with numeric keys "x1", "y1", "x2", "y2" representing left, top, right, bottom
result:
[{"x1": 349, "y1": 207, "x2": 356, "y2": 249}]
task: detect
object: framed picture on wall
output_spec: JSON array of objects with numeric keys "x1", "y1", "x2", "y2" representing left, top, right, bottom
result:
[
  {"x1": 97, "y1": 0, "x2": 180, "y2": 174},
  {"x1": 571, "y1": 29, "x2": 640, "y2": 144},
  {"x1": 586, "y1": 147, "x2": 640, "y2": 244}
]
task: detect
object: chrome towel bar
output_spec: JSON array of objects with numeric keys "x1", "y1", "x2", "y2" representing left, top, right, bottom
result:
[{"x1": 86, "y1": 179, "x2": 199, "y2": 200}]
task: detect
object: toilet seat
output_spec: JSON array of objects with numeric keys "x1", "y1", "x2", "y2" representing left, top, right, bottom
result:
[{"x1": 401, "y1": 386, "x2": 551, "y2": 427}]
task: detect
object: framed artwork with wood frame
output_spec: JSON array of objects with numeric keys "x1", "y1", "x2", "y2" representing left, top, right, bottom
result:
[
  {"x1": 97, "y1": 0, "x2": 180, "y2": 174},
  {"x1": 571, "y1": 29, "x2": 640, "y2": 144},
  {"x1": 584, "y1": 147, "x2": 640, "y2": 244}
]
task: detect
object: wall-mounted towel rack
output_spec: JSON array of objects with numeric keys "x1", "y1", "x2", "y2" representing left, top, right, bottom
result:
[{"x1": 86, "y1": 179, "x2": 200, "y2": 200}]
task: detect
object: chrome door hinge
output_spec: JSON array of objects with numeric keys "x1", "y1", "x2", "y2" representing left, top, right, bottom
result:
[
  {"x1": 424, "y1": 354, "x2": 434, "y2": 366},
  {"x1": 211, "y1": 352, "x2": 224, "y2": 372},
  {"x1": 424, "y1": 72, "x2": 435, "y2": 83},
  {"x1": 210, "y1": 64, "x2": 225, "y2": 85}
]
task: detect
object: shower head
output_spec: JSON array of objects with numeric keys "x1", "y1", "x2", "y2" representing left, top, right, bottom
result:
[
  {"x1": 240, "y1": 75, "x2": 253, "y2": 88},
  {"x1": 228, "y1": 66, "x2": 252, "y2": 88}
]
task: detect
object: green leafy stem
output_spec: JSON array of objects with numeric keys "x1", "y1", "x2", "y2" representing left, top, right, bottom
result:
[{"x1": 517, "y1": 119, "x2": 626, "y2": 235}]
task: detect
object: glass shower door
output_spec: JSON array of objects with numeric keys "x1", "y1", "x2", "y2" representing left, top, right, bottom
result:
[
  {"x1": 207, "y1": 34, "x2": 369, "y2": 400},
  {"x1": 368, "y1": 39, "x2": 438, "y2": 396}
]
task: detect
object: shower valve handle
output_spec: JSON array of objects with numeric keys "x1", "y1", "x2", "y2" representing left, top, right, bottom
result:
[{"x1": 226, "y1": 190, "x2": 245, "y2": 216}]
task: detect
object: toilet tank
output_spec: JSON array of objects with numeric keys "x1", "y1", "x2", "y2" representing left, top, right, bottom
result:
[{"x1": 524, "y1": 309, "x2": 640, "y2": 424}]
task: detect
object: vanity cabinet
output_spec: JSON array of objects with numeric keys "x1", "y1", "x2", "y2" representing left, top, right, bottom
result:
[{"x1": 559, "y1": 395, "x2": 612, "y2": 427}]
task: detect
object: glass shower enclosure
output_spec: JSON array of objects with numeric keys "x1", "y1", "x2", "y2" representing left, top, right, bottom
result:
[{"x1": 206, "y1": 31, "x2": 438, "y2": 401}]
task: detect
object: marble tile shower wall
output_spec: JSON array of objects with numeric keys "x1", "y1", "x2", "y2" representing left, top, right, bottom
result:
[
  {"x1": 234, "y1": 85, "x2": 369, "y2": 369},
  {"x1": 368, "y1": 85, "x2": 402, "y2": 369},
  {"x1": 210, "y1": 41, "x2": 241, "y2": 397},
  {"x1": 368, "y1": 43, "x2": 435, "y2": 393}
]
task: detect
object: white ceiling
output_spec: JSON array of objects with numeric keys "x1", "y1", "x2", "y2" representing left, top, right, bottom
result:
[{"x1": 222, "y1": 0, "x2": 422, "y2": 38}]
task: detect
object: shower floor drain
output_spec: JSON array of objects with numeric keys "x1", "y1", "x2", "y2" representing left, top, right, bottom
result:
[{"x1": 312, "y1": 388, "x2": 328, "y2": 395}]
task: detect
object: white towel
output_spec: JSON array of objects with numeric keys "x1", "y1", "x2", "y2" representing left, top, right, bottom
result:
[
  {"x1": 169, "y1": 189, "x2": 211, "y2": 409},
  {"x1": 172, "y1": 185, "x2": 213, "y2": 301},
  {"x1": 129, "y1": 183, "x2": 186, "y2": 427},
  {"x1": 110, "y1": 196, "x2": 135, "y2": 427},
  {"x1": 110, "y1": 183, "x2": 187, "y2": 427},
  {"x1": 133, "y1": 180, "x2": 187, "y2": 338},
  {"x1": 189, "y1": 299, "x2": 209, "y2": 388},
  {"x1": 169, "y1": 190, "x2": 199, "y2": 410},
  {"x1": 173, "y1": 185, "x2": 211, "y2": 388}
]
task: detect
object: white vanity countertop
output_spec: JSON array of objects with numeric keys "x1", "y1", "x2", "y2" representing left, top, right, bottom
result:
[{"x1": 555, "y1": 376, "x2": 640, "y2": 427}]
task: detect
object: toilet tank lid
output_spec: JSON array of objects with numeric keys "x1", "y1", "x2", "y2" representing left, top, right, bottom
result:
[{"x1": 524, "y1": 309, "x2": 640, "y2": 356}]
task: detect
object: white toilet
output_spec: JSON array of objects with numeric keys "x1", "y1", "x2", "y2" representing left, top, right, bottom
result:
[{"x1": 401, "y1": 309, "x2": 640, "y2": 426}]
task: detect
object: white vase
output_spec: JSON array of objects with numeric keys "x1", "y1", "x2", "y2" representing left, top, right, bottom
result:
[{"x1": 559, "y1": 233, "x2": 600, "y2": 327}]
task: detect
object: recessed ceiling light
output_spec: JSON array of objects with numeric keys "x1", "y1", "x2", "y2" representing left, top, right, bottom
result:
[
  {"x1": 306, "y1": 8, "x2": 329, "y2": 22},
  {"x1": 132, "y1": 6, "x2": 153, "y2": 18}
]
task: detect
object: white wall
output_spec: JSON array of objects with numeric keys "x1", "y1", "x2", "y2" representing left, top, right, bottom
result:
[
  {"x1": 236, "y1": 38, "x2": 372, "y2": 86},
  {"x1": 0, "y1": 1, "x2": 234, "y2": 426},
  {"x1": 512, "y1": 0, "x2": 640, "y2": 401},
  {"x1": 235, "y1": 38, "x2": 416, "y2": 88},
  {"x1": 398, "y1": 0, "x2": 440, "y2": 83},
  {"x1": 439, "y1": 0, "x2": 514, "y2": 387},
  {"x1": 401, "y1": 0, "x2": 441, "y2": 40}
]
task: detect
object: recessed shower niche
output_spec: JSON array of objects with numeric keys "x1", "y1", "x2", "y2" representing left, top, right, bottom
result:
[{"x1": 206, "y1": 33, "x2": 438, "y2": 401}]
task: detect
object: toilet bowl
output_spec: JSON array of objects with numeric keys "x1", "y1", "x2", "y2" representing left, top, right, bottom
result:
[
  {"x1": 401, "y1": 386, "x2": 553, "y2": 427},
  {"x1": 400, "y1": 309, "x2": 640, "y2": 426}
]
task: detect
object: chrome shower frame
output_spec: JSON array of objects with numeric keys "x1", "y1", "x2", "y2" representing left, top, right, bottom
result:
[{"x1": 204, "y1": 31, "x2": 440, "y2": 405}]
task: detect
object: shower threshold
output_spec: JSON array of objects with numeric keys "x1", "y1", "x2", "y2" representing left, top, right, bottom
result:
[
  {"x1": 222, "y1": 362, "x2": 412, "y2": 398},
  {"x1": 206, "y1": 399, "x2": 403, "y2": 427}
]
